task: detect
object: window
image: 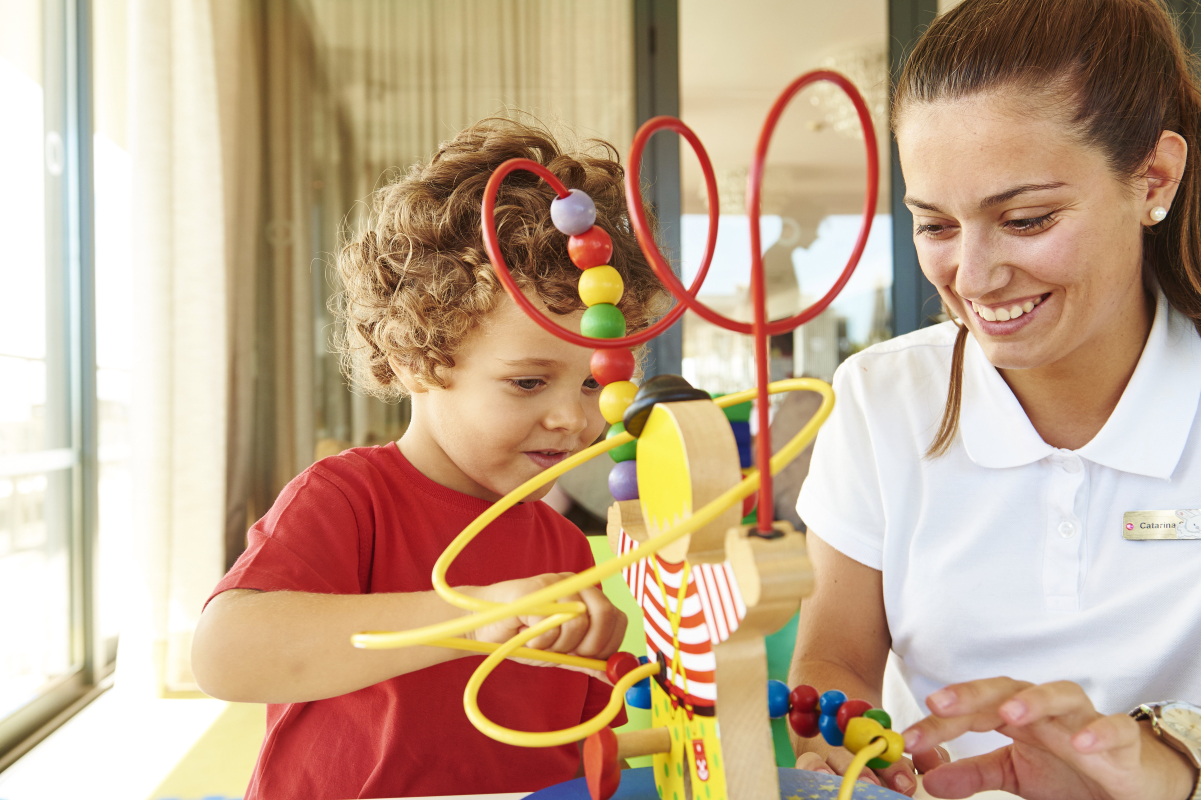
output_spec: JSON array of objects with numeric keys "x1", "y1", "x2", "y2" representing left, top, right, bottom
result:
[{"x1": 0, "y1": 0, "x2": 110, "y2": 767}]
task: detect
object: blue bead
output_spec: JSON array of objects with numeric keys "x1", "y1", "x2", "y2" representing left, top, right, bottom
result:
[
  {"x1": 550, "y1": 189, "x2": 597, "y2": 236},
  {"x1": 819, "y1": 690, "x2": 847, "y2": 715},
  {"x1": 638, "y1": 655, "x2": 649, "y2": 664},
  {"x1": 625, "y1": 679, "x2": 652, "y2": 709},
  {"x1": 818, "y1": 713, "x2": 844, "y2": 747},
  {"x1": 767, "y1": 679, "x2": 791, "y2": 719},
  {"x1": 729, "y1": 420, "x2": 752, "y2": 445},
  {"x1": 737, "y1": 441, "x2": 753, "y2": 469},
  {"x1": 608, "y1": 460, "x2": 639, "y2": 501}
]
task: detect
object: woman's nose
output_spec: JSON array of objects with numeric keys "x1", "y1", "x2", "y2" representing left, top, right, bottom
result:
[{"x1": 954, "y1": 228, "x2": 1011, "y2": 300}]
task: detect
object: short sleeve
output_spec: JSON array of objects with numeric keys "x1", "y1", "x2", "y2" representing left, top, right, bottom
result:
[
  {"x1": 796, "y1": 358, "x2": 887, "y2": 570},
  {"x1": 208, "y1": 469, "x2": 368, "y2": 606}
]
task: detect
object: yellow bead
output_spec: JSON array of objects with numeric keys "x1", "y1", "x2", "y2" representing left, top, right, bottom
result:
[
  {"x1": 578, "y1": 266, "x2": 624, "y2": 307},
  {"x1": 600, "y1": 380, "x2": 638, "y2": 424},
  {"x1": 843, "y1": 717, "x2": 885, "y2": 755},
  {"x1": 878, "y1": 730, "x2": 905, "y2": 764}
]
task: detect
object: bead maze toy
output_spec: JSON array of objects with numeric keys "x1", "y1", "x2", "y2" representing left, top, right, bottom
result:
[{"x1": 352, "y1": 71, "x2": 901, "y2": 800}]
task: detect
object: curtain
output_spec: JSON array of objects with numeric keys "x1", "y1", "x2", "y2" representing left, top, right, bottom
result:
[{"x1": 120, "y1": 0, "x2": 229, "y2": 696}]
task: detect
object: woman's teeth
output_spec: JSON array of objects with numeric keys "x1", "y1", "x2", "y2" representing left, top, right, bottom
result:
[{"x1": 971, "y1": 296, "x2": 1041, "y2": 322}]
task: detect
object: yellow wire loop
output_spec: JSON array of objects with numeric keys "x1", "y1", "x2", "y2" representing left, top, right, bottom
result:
[
  {"x1": 838, "y1": 738, "x2": 890, "y2": 800},
  {"x1": 351, "y1": 378, "x2": 835, "y2": 751}
]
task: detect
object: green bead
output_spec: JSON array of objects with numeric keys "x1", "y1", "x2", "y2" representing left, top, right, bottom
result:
[
  {"x1": 863, "y1": 708, "x2": 892, "y2": 729},
  {"x1": 867, "y1": 757, "x2": 891, "y2": 770},
  {"x1": 581, "y1": 303, "x2": 626, "y2": 339},
  {"x1": 710, "y1": 392, "x2": 752, "y2": 422},
  {"x1": 606, "y1": 423, "x2": 637, "y2": 463}
]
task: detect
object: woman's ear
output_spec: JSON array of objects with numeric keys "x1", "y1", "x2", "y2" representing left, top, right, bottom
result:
[
  {"x1": 388, "y1": 357, "x2": 428, "y2": 395},
  {"x1": 1144, "y1": 130, "x2": 1188, "y2": 221}
]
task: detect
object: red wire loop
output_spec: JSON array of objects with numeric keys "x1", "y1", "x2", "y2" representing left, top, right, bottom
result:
[{"x1": 479, "y1": 71, "x2": 880, "y2": 534}]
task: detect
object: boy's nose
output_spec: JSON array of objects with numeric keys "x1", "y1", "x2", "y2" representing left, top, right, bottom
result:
[{"x1": 544, "y1": 393, "x2": 589, "y2": 435}]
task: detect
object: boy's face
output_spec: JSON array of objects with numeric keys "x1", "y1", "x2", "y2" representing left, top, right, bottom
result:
[{"x1": 399, "y1": 292, "x2": 607, "y2": 504}]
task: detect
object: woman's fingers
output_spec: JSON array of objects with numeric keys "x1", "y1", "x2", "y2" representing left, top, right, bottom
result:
[
  {"x1": 904, "y1": 677, "x2": 1034, "y2": 752},
  {"x1": 995, "y1": 680, "x2": 1100, "y2": 729},
  {"x1": 1070, "y1": 711, "x2": 1141, "y2": 755},
  {"x1": 794, "y1": 751, "x2": 838, "y2": 775},
  {"x1": 920, "y1": 747, "x2": 1018, "y2": 799},
  {"x1": 876, "y1": 758, "x2": 920, "y2": 796}
]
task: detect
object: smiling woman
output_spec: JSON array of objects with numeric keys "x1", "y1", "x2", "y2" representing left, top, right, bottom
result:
[{"x1": 788, "y1": 1, "x2": 1201, "y2": 799}]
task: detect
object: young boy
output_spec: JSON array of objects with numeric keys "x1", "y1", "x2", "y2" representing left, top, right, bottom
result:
[{"x1": 191, "y1": 118, "x2": 669, "y2": 798}]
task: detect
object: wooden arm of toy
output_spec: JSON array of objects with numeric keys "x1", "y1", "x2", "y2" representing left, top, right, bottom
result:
[{"x1": 584, "y1": 727, "x2": 673, "y2": 800}]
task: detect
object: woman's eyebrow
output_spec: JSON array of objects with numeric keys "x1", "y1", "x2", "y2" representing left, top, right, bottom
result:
[{"x1": 904, "y1": 182, "x2": 1068, "y2": 213}]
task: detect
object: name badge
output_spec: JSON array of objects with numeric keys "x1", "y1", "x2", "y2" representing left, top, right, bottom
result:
[{"x1": 1123, "y1": 510, "x2": 1201, "y2": 540}]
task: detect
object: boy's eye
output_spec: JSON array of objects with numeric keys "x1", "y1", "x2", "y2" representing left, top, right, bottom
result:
[
  {"x1": 583, "y1": 376, "x2": 601, "y2": 391},
  {"x1": 509, "y1": 378, "x2": 545, "y2": 392}
]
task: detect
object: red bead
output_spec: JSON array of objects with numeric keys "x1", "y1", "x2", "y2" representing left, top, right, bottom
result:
[
  {"x1": 568, "y1": 226, "x2": 613, "y2": 269},
  {"x1": 788, "y1": 708, "x2": 820, "y2": 738},
  {"x1": 605, "y1": 651, "x2": 640, "y2": 684},
  {"x1": 836, "y1": 699, "x2": 874, "y2": 732},
  {"x1": 591, "y1": 348, "x2": 636, "y2": 385},
  {"x1": 789, "y1": 684, "x2": 819, "y2": 713},
  {"x1": 741, "y1": 491, "x2": 757, "y2": 518}
]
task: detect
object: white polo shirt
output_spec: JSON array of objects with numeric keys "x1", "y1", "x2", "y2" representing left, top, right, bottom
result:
[{"x1": 797, "y1": 292, "x2": 1201, "y2": 758}]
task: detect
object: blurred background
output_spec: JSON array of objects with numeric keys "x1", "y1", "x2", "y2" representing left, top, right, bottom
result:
[{"x1": 8, "y1": 0, "x2": 1187, "y2": 797}]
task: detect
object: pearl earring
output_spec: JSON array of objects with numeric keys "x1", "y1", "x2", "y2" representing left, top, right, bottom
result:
[{"x1": 1151, "y1": 206, "x2": 1169, "y2": 222}]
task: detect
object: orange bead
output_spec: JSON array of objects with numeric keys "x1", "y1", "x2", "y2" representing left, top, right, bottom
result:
[{"x1": 591, "y1": 348, "x2": 635, "y2": 385}]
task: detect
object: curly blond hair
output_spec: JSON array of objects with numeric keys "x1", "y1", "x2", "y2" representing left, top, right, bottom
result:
[{"x1": 333, "y1": 116, "x2": 669, "y2": 399}]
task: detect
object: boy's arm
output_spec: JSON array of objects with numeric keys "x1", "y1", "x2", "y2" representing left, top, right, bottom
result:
[{"x1": 192, "y1": 573, "x2": 627, "y2": 704}]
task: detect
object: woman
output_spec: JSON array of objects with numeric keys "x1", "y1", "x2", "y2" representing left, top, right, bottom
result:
[{"x1": 790, "y1": 1, "x2": 1201, "y2": 798}]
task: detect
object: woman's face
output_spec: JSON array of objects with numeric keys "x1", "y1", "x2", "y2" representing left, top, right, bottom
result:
[{"x1": 896, "y1": 93, "x2": 1158, "y2": 372}]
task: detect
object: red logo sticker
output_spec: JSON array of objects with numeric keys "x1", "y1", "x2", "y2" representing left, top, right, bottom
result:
[{"x1": 691, "y1": 739, "x2": 710, "y2": 782}]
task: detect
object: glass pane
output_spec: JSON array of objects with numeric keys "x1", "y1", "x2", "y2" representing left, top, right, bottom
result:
[
  {"x1": 93, "y1": 0, "x2": 133, "y2": 653},
  {"x1": 0, "y1": 0, "x2": 75, "y2": 722},
  {"x1": 678, "y1": 2, "x2": 893, "y2": 391}
]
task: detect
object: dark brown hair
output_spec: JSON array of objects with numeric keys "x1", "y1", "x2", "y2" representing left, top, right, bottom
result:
[
  {"x1": 894, "y1": 0, "x2": 1201, "y2": 457},
  {"x1": 333, "y1": 116, "x2": 669, "y2": 398}
]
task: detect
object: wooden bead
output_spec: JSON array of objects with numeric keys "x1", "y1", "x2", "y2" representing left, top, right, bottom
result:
[
  {"x1": 605, "y1": 651, "x2": 640, "y2": 684},
  {"x1": 624, "y1": 679, "x2": 652, "y2": 709},
  {"x1": 818, "y1": 712, "x2": 844, "y2": 747},
  {"x1": 863, "y1": 708, "x2": 892, "y2": 729},
  {"x1": 608, "y1": 460, "x2": 639, "y2": 501},
  {"x1": 843, "y1": 716, "x2": 885, "y2": 755},
  {"x1": 579, "y1": 266, "x2": 624, "y2": 307},
  {"x1": 591, "y1": 348, "x2": 635, "y2": 385},
  {"x1": 583, "y1": 728, "x2": 621, "y2": 800},
  {"x1": 550, "y1": 189, "x2": 596, "y2": 236},
  {"x1": 767, "y1": 679, "x2": 791, "y2": 719},
  {"x1": 789, "y1": 684, "x2": 820, "y2": 714},
  {"x1": 606, "y1": 423, "x2": 637, "y2": 463},
  {"x1": 836, "y1": 698, "x2": 874, "y2": 732},
  {"x1": 600, "y1": 380, "x2": 637, "y2": 424},
  {"x1": 788, "y1": 708, "x2": 820, "y2": 738},
  {"x1": 581, "y1": 303, "x2": 626, "y2": 339},
  {"x1": 819, "y1": 689, "x2": 847, "y2": 716},
  {"x1": 568, "y1": 225, "x2": 613, "y2": 269}
]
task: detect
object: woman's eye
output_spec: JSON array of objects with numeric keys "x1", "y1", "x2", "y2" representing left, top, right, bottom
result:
[
  {"x1": 509, "y1": 378, "x2": 545, "y2": 392},
  {"x1": 915, "y1": 223, "x2": 953, "y2": 239},
  {"x1": 1004, "y1": 213, "x2": 1055, "y2": 233},
  {"x1": 583, "y1": 376, "x2": 601, "y2": 391}
]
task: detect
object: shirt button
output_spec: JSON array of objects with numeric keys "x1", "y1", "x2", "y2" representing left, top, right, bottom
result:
[{"x1": 1058, "y1": 521, "x2": 1077, "y2": 538}]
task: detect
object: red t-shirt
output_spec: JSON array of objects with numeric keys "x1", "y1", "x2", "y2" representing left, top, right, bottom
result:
[{"x1": 209, "y1": 444, "x2": 623, "y2": 799}]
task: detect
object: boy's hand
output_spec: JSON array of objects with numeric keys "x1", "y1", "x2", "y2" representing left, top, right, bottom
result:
[{"x1": 465, "y1": 573, "x2": 628, "y2": 664}]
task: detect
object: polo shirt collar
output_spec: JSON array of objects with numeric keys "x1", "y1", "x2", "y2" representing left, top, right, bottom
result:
[
  {"x1": 958, "y1": 291, "x2": 1201, "y2": 478},
  {"x1": 1078, "y1": 292, "x2": 1201, "y2": 479}
]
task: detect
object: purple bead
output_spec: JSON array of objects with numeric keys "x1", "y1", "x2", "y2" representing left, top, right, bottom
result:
[
  {"x1": 608, "y1": 460, "x2": 639, "y2": 501},
  {"x1": 550, "y1": 189, "x2": 597, "y2": 236}
]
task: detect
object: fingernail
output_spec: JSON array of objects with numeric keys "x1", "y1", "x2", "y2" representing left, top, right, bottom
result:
[
  {"x1": 894, "y1": 773, "x2": 915, "y2": 793},
  {"x1": 903, "y1": 728, "x2": 921, "y2": 750},
  {"x1": 1000, "y1": 699, "x2": 1027, "y2": 722},
  {"x1": 1074, "y1": 730, "x2": 1096, "y2": 749},
  {"x1": 928, "y1": 688, "x2": 956, "y2": 712}
]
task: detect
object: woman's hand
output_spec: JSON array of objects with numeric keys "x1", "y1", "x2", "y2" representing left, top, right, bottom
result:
[
  {"x1": 903, "y1": 677, "x2": 1199, "y2": 800},
  {"x1": 794, "y1": 733, "x2": 946, "y2": 797}
]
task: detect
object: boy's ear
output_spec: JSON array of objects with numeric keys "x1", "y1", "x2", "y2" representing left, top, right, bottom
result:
[{"x1": 388, "y1": 357, "x2": 429, "y2": 395}]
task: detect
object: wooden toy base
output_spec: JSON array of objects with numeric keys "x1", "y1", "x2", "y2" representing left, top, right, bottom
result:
[{"x1": 526, "y1": 766, "x2": 907, "y2": 799}]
